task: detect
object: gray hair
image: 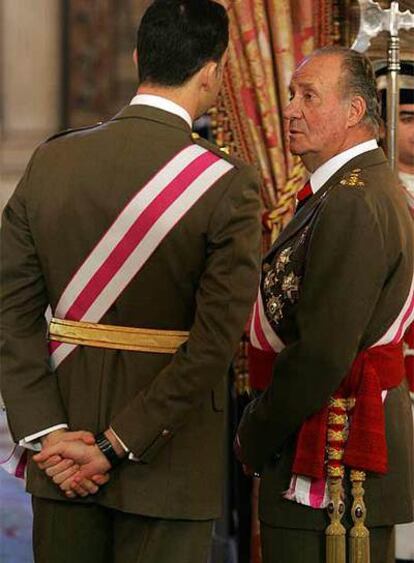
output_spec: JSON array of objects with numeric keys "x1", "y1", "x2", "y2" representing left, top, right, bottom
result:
[{"x1": 312, "y1": 46, "x2": 382, "y2": 136}]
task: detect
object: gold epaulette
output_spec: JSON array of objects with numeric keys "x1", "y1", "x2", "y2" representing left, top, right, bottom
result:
[{"x1": 191, "y1": 132, "x2": 231, "y2": 155}]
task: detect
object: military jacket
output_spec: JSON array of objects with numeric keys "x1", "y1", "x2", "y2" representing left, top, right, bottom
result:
[
  {"x1": 0, "y1": 105, "x2": 262, "y2": 519},
  {"x1": 239, "y1": 148, "x2": 414, "y2": 530}
]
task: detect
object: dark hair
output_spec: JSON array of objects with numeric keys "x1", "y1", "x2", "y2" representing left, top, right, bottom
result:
[
  {"x1": 314, "y1": 46, "x2": 382, "y2": 135},
  {"x1": 137, "y1": 0, "x2": 229, "y2": 87}
]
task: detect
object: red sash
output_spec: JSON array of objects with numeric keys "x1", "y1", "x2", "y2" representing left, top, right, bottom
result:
[{"x1": 293, "y1": 342, "x2": 405, "y2": 479}]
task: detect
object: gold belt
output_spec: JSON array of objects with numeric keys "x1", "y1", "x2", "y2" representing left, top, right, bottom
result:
[{"x1": 49, "y1": 318, "x2": 189, "y2": 354}]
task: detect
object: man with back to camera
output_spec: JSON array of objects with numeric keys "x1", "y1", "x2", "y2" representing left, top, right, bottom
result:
[
  {"x1": 236, "y1": 46, "x2": 414, "y2": 563},
  {"x1": 0, "y1": 1, "x2": 262, "y2": 562}
]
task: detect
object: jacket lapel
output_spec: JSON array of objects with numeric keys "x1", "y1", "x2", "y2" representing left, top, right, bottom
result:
[{"x1": 265, "y1": 148, "x2": 387, "y2": 260}]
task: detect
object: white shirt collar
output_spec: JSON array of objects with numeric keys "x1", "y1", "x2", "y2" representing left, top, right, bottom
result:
[
  {"x1": 310, "y1": 139, "x2": 379, "y2": 194},
  {"x1": 399, "y1": 171, "x2": 414, "y2": 197},
  {"x1": 130, "y1": 94, "x2": 193, "y2": 128}
]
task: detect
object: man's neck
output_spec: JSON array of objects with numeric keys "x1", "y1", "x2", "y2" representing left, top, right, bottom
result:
[
  {"x1": 303, "y1": 129, "x2": 376, "y2": 173},
  {"x1": 306, "y1": 138, "x2": 378, "y2": 194},
  {"x1": 137, "y1": 85, "x2": 197, "y2": 122},
  {"x1": 398, "y1": 160, "x2": 414, "y2": 175}
]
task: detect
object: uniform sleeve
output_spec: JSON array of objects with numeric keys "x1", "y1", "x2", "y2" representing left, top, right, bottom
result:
[
  {"x1": 111, "y1": 165, "x2": 262, "y2": 460},
  {"x1": 237, "y1": 186, "x2": 388, "y2": 470},
  {"x1": 0, "y1": 151, "x2": 68, "y2": 440}
]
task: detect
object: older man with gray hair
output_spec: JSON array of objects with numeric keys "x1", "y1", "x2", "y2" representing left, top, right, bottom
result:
[{"x1": 238, "y1": 46, "x2": 414, "y2": 563}]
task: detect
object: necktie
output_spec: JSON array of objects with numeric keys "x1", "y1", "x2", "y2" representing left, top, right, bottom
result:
[{"x1": 295, "y1": 181, "x2": 313, "y2": 213}]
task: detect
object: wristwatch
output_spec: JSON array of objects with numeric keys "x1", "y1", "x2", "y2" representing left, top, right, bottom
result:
[{"x1": 95, "y1": 432, "x2": 123, "y2": 468}]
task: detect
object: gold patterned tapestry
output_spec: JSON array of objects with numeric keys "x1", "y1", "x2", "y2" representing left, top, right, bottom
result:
[
  {"x1": 65, "y1": 0, "x2": 151, "y2": 128},
  {"x1": 219, "y1": 0, "x2": 337, "y2": 409},
  {"x1": 217, "y1": 5, "x2": 338, "y2": 562},
  {"x1": 217, "y1": 0, "x2": 336, "y2": 246}
]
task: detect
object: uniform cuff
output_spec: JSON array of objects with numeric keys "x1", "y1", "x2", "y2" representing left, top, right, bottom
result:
[{"x1": 19, "y1": 424, "x2": 69, "y2": 451}]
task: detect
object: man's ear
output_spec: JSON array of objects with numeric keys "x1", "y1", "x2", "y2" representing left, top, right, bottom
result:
[
  {"x1": 133, "y1": 48, "x2": 138, "y2": 68},
  {"x1": 200, "y1": 61, "x2": 219, "y2": 91},
  {"x1": 348, "y1": 95, "x2": 367, "y2": 127}
]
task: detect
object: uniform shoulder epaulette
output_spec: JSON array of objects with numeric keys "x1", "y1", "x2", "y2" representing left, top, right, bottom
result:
[
  {"x1": 45, "y1": 122, "x2": 104, "y2": 143},
  {"x1": 191, "y1": 132, "x2": 236, "y2": 165},
  {"x1": 339, "y1": 168, "x2": 365, "y2": 188}
]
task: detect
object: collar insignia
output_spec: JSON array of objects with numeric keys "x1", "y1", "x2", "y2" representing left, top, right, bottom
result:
[{"x1": 340, "y1": 168, "x2": 365, "y2": 188}]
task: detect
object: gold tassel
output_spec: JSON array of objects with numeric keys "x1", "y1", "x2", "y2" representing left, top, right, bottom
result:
[
  {"x1": 349, "y1": 469, "x2": 370, "y2": 563},
  {"x1": 326, "y1": 476, "x2": 346, "y2": 563},
  {"x1": 325, "y1": 397, "x2": 350, "y2": 563}
]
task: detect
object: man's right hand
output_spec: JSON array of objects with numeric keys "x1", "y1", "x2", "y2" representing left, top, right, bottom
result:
[
  {"x1": 35, "y1": 430, "x2": 109, "y2": 498},
  {"x1": 34, "y1": 439, "x2": 111, "y2": 497}
]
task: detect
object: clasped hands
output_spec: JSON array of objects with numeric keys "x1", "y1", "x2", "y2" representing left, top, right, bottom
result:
[{"x1": 33, "y1": 429, "x2": 116, "y2": 499}]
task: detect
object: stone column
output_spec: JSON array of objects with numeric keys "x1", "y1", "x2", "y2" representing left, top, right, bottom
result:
[{"x1": 0, "y1": 0, "x2": 62, "y2": 210}]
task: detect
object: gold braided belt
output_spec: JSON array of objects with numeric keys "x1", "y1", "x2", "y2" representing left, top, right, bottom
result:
[{"x1": 49, "y1": 318, "x2": 189, "y2": 354}]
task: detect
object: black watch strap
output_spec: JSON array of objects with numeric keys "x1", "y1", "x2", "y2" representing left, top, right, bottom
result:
[{"x1": 95, "y1": 432, "x2": 123, "y2": 468}]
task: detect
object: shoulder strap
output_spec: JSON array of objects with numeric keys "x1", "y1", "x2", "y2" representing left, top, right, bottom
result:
[{"x1": 45, "y1": 122, "x2": 104, "y2": 143}]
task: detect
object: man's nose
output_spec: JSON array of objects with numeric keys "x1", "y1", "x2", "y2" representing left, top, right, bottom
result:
[{"x1": 283, "y1": 98, "x2": 300, "y2": 120}]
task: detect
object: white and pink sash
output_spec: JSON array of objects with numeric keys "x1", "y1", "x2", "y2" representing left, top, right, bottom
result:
[
  {"x1": 2, "y1": 144, "x2": 234, "y2": 479},
  {"x1": 49, "y1": 144, "x2": 233, "y2": 368},
  {"x1": 250, "y1": 263, "x2": 414, "y2": 508}
]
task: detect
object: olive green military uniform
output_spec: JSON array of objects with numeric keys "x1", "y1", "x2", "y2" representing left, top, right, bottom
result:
[
  {"x1": 0, "y1": 104, "x2": 262, "y2": 562},
  {"x1": 238, "y1": 148, "x2": 414, "y2": 563}
]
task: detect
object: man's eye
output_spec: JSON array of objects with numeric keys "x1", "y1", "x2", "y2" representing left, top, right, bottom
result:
[{"x1": 304, "y1": 93, "x2": 314, "y2": 100}]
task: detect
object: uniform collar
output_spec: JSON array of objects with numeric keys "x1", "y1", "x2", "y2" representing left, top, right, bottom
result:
[
  {"x1": 130, "y1": 94, "x2": 193, "y2": 129},
  {"x1": 309, "y1": 139, "x2": 379, "y2": 194},
  {"x1": 267, "y1": 147, "x2": 386, "y2": 259}
]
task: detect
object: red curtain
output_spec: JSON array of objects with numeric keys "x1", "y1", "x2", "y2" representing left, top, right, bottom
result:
[
  {"x1": 216, "y1": 3, "x2": 336, "y2": 561},
  {"x1": 218, "y1": 0, "x2": 334, "y2": 244}
]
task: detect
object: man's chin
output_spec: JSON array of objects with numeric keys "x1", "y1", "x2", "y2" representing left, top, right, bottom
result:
[{"x1": 288, "y1": 144, "x2": 307, "y2": 157}]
